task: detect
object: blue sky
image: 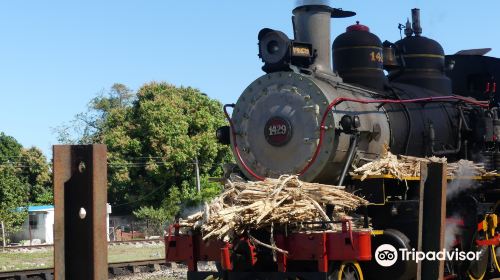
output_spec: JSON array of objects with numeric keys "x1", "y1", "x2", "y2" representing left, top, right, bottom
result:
[{"x1": 0, "y1": 0, "x2": 499, "y2": 158}]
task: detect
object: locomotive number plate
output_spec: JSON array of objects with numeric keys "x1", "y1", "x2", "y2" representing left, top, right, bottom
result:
[{"x1": 264, "y1": 116, "x2": 292, "y2": 147}]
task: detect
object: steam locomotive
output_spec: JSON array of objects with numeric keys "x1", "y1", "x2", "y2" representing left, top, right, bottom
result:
[
  {"x1": 220, "y1": 3, "x2": 500, "y2": 279},
  {"x1": 220, "y1": 5, "x2": 499, "y2": 186},
  {"x1": 167, "y1": 3, "x2": 500, "y2": 280}
]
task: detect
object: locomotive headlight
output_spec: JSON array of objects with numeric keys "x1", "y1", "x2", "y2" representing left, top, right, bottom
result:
[
  {"x1": 267, "y1": 40, "x2": 281, "y2": 55},
  {"x1": 258, "y1": 28, "x2": 291, "y2": 67},
  {"x1": 258, "y1": 28, "x2": 314, "y2": 73},
  {"x1": 216, "y1": 126, "x2": 230, "y2": 145}
]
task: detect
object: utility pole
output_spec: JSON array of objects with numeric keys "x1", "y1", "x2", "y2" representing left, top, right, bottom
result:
[
  {"x1": 1, "y1": 221, "x2": 5, "y2": 248},
  {"x1": 195, "y1": 156, "x2": 201, "y2": 193}
]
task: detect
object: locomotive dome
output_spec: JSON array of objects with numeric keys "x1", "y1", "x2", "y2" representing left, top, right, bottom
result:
[{"x1": 333, "y1": 21, "x2": 386, "y2": 90}]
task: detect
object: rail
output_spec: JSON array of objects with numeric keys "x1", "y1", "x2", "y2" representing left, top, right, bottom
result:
[
  {"x1": 0, "y1": 258, "x2": 166, "y2": 279},
  {"x1": 1, "y1": 238, "x2": 164, "y2": 251}
]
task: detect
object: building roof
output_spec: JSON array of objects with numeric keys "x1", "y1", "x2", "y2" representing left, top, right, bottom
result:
[{"x1": 27, "y1": 205, "x2": 54, "y2": 212}]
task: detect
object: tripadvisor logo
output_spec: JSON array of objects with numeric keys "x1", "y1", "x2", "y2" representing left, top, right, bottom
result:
[
  {"x1": 375, "y1": 244, "x2": 481, "y2": 267},
  {"x1": 375, "y1": 244, "x2": 398, "y2": 267}
]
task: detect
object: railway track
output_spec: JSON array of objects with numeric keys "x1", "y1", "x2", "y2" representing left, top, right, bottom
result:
[
  {"x1": 1, "y1": 239, "x2": 164, "y2": 251},
  {"x1": 0, "y1": 258, "x2": 167, "y2": 280}
]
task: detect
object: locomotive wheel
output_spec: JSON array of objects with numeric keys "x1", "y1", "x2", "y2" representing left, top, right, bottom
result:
[
  {"x1": 329, "y1": 261, "x2": 364, "y2": 280},
  {"x1": 491, "y1": 246, "x2": 500, "y2": 273},
  {"x1": 488, "y1": 226, "x2": 500, "y2": 273},
  {"x1": 466, "y1": 233, "x2": 489, "y2": 280}
]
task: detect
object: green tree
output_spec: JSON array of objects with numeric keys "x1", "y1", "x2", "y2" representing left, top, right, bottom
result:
[
  {"x1": 18, "y1": 147, "x2": 52, "y2": 204},
  {"x1": 106, "y1": 82, "x2": 231, "y2": 216},
  {"x1": 0, "y1": 132, "x2": 50, "y2": 244},
  {"x1": 54, "y1": 83, "x2": 134, "y2": 144},
  {"x1": 0, "y1": 132, "x2": 22, "y2": 163},
  {"x1": 0, "y1": 166, "x2": 29, "y2": 243},
  {"x1": 133, "y1": 206, "x2": 172, "y2": 236},
  {"x1": 0, "y1": 133, "x2": 52, "y2": 206},
  {"x1": 58, "y1": 82, "x2": 232, "y2": 220}
]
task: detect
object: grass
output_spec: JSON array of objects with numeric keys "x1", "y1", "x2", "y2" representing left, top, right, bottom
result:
[
  {"x1": 0, "y1": 243, "x2": 165, "y2": 272},
  {"x1": 108, "y1": 243, "x2": 164, "y2": 263},
  {"x1": 0, "y1": 249, "x2": 52, "y2": 271}
]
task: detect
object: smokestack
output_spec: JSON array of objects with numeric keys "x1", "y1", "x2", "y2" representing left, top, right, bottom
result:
[
  {"x1": 404, "y1": 18, "x2": 413, "y2": 37},
  {"x1": 292, "y1": 5, "x2": 335, "y2": 75},
  {"x1": 411, "y1": 8, "x2": 422, "y2": 36},
  {"x1": 295, "y1": 0, "x2": 331, "y2": 6}
]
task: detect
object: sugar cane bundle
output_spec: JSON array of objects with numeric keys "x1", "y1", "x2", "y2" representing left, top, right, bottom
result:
[
  {"x1": 447, "y1": 159, "x2": 497, "y2": 177},
  {"x1": 351, "y1": 151, "x2": 497, "y2": 181},
  {"x1": 180, "y1": 175, "x2": 368, "y2": 242}
]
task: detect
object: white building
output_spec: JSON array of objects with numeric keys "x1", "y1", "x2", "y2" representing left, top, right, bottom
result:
[{"x1": 12, "y1": 205, "x2": 54, "y2": 244}]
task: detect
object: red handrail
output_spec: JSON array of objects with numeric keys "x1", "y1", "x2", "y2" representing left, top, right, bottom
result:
[{"x1": 224, "y1": 104, "x2": 266, "y2": 181}]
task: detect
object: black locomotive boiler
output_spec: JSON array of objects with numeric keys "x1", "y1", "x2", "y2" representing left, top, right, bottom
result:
[{"x1": 191, "y1": 3, "x2": 500, "y2": 280}]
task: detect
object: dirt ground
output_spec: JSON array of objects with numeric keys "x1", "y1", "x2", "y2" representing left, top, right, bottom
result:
[{"x1": 112, "y1": 262, "x2": 217, "y2": 280}]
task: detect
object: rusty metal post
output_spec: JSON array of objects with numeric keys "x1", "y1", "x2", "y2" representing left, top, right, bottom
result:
[
  {"x1": 53, "y1": 145, "x2": 108, "y2": 280},
  {"x1": 417, "y1": 162, "x2": 447, "y2": 280}
]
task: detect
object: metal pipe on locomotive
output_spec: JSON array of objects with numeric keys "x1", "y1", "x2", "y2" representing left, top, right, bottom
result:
[{"x1": 167, "y1": 2, "x2": 500, "y2": 279}]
